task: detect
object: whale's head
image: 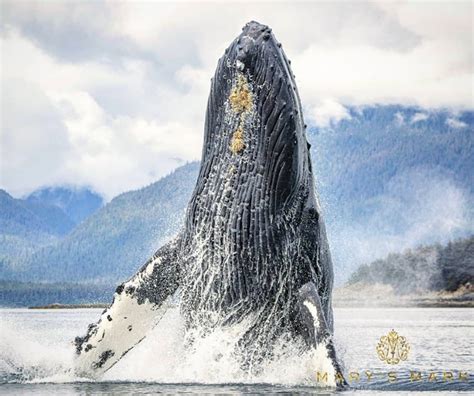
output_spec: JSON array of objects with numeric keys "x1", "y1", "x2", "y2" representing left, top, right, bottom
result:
[{"x1": 190, "y1": 21, "x2": 313, "y2": 228}]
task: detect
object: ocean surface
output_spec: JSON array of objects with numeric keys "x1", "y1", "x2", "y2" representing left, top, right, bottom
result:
[{"x1": 0, "y1": 307, "x2": 472, "y2": 395}]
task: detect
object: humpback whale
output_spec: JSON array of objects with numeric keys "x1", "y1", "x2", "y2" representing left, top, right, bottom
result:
[{"x1": 75, "y1": 21, "x2": 345, "y2": 386}]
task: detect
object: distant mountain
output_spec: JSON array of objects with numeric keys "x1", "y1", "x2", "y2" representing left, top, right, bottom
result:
[
  {"x1": 310, "y1": 106, "x2": 473, "y2": 220},
  {"x1": 4, "y1": 162, "x2": 200, "y2": 283},
  {"x1": 348, "y1": 235, "x2": 474, "y2": 293},
  {"x1": 0, "y1": 189, "x2": 72, "y2": 266},
  {"x1": 0, "y1": 189, "x2": 74, "y2": 237},
  {"x1": 26, "y1": 186, "x2": 103, "y2": 224},
  {"x1": 0, "y1": 187, "x2": 103, "y2": 276},
  {"x1": 309, "y1": 105, "x2": 473, "y2": 282},
  {"x1": 1, "y1": 105, "x2": 473, "y2": 286}
]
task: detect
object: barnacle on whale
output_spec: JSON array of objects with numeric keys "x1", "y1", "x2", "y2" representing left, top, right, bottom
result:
[
  {"x1": 230, "y1": 126, "x2": 245, "y2": 154},
  {"x1": 229, "y1": 74, "x2": 252, "y2": 114}
]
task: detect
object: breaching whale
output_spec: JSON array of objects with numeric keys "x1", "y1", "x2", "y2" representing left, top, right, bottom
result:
[{"x1": 75, "y1": 21, "x2": 345, "y2": 386}]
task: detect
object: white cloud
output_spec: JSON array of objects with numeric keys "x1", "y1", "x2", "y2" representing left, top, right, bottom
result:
[
  {"x1": 0, "y1": 31, "x2": 204, "y2": 199},
  {"x1": 47, "y1": 89, "x2": 202, "y2": 200},
  {"x1": 294, "y1": 41, "x2": 472, "y2": 110},
  {"x1": 0, "y1": 30, "x2": 126, "y2": 92},
  {"x1": 446, "y1": 117, "x2": 468, "y2": 129},
  {"x1": 410, "y1": 112, "x2": 429, "y2": 123},
  {"x1": 0, "y1": 79, "x2": 72, "y2": 191},
  {"x1": 1, "y1": 1, "x2": 472, "y2": 198},
  {"x1": 307, "y1": 99, "x2": 351, "y2": 128},
  {"x1": 394, "y1": 112, "x2": 405, "y2": 125}
]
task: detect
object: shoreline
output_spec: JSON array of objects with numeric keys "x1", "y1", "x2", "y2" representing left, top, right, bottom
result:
[
  {"x1": 26, "y1": 302, "x2": 474, "y2": 309},
  {"x1": 28, "y1": 303, "x2": 108, "y2": 309},
  {"x1": 18, "y1": 283, "x2": 474, "y2": 309},
  {"x1": 333, "y1": 282, "x2": 474, "y2": 308},
  {"x1": 332, "y1": 299, "x2": 474, "y2": 308}
]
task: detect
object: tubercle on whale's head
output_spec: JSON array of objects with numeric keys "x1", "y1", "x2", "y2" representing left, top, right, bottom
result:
[{"x1": 200, "y1": 21, "x2": 312, "y2": 214}]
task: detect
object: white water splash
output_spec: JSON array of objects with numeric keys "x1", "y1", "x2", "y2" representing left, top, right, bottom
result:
[
  {"x1": 1, "y1": 308, "x2": 332, "y2": 386},
  {"x1": 105, "y1": 307, "x2": 327, "y2": 386},
  {"x1": 0, "y1": 316, "x2": 76, "y2": 383}
]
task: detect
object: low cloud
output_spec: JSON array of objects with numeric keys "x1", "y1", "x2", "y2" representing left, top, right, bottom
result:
[
  {"x1": 410, "y1": 112, "x2": 429, "y2": 124},
  {"x1": 307, "y1": 99, "x2": 351, "y2": 128},
  {"x1": 329, "y1": 167, "x2": 473, "y2": 283},
  {"x1": 446, "y1": 117, "x2": 468, "y2": 129},
  {"x1": 394, "y1": 112, "x2": 405, "y2": 125}
]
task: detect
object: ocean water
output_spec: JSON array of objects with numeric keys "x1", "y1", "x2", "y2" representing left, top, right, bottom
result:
[{"x1": 0, "y1": 307, "x2": 472, "y2": 394}]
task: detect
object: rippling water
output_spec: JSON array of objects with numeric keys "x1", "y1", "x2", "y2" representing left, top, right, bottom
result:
[{"x1": 0, "y1": 307, "x2": 472, "y2": 394}]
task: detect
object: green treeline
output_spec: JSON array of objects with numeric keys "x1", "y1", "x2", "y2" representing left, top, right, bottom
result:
[
  {"x1": 348, "y1": 236, "x2": 474, "y2": 293},
  {"x1": 0, "y1": 281, "x2": 114, "y2": 307}
]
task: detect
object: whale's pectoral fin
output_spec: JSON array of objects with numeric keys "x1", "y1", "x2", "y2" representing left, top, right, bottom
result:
[
  {"x1": 74, "y1": 237, "x2": 182, "y2": 378},
  {"x1": 297, "y1": 282, "x2": 347, "y2": 388}
]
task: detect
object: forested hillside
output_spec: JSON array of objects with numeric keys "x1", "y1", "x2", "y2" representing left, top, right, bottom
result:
[
  {"x1": 0, "y1": 280, "x2": 113, "y2": 307},
  {"x1": 309, "y1": 105, "x2": 473, "y2": 281},
  {"x1": 0, "y1": 190, "x2": 73, "y2": 261},
  {"x1": 1, "y1": 105, "x2": 472, "y2": 289},
  {"x1": 2, "y1": 162, "x2": 200, "y2": 283},
  {"x1": 311, "y1": 106, "x2": 473, "y2": 222},
  {"x1": 0, "y1": 187, "x2": 103, "y2": 275},
  {"x1": 348, "y1": 236, "x2": 474, "y2": 293}
]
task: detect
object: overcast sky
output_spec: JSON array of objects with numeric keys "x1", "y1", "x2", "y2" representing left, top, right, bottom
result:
[{"x1": 1, "y1": 1, "x2": 472, "y2": 200}]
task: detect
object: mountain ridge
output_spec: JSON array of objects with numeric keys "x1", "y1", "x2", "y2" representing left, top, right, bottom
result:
[
  {"x1": 1, "y1": 105, "x2": 472, "y2": 285},
  {"x1": 3, "y1": 162, "x2": 200, "y2": 283},
  {"x1": 0, "y1": 187, "x2": 104, "y2": 274},
  {"x1": 26, "y1": 186, "x2": 104, "y2": 225}
]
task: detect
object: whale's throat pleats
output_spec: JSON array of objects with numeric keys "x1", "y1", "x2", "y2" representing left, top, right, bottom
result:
[{"x1": 181, "y1": 32, "x2": 315, "y2": 338}]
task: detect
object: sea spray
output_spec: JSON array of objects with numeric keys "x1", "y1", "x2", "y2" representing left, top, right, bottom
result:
[
  {"x1": 1, "y1": 308, "x2": 337, "y2": 386},
  {"x1": 0, "y1": 314, "x2": 75, "y2": 383}
]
